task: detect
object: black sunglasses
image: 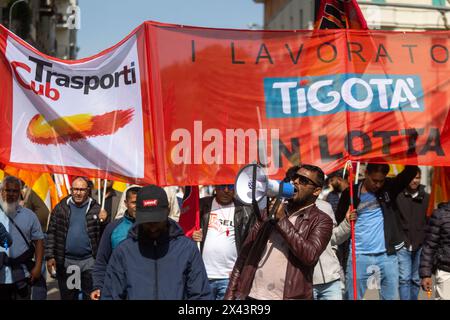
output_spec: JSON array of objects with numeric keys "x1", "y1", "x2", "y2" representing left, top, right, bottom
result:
[
  {"x1": 292, "y1": 174, "x2": 319, "y2": 187},
  {"x1": 216, "y1": 184, "x2": 235, "y2": 190}
]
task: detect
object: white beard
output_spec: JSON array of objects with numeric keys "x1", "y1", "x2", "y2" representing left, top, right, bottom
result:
[{"x1": 0, "y1": 198, "x2": 19, "y2": 215}]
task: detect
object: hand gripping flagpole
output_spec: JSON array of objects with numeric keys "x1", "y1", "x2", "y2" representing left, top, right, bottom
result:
[{"x1": 345, "y1": 160, "x2": 357, "y2": 300}]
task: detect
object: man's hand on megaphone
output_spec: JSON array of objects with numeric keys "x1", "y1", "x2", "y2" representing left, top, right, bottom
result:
[{"x1": 268, "y1": 198, "x2": 286, "y2": 221}]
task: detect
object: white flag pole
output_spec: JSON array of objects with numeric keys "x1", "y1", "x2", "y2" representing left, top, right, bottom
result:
[
  {"x1": 355, "y1": 161, "x2": 361, "y2": 185},
  {"x1": 97, "y1": 178, "x2": 102, "y2": 204},
  {"x1": 101, "y1": 179, "x2": 107, "y2": 210},
  {"x1": 55, "y1": 174, "x2": 63, "y2": 198}
]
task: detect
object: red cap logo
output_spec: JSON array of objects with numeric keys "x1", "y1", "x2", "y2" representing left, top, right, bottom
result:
[{"x1": 143, "y1": 199, "x2": 158, "y2": 207}]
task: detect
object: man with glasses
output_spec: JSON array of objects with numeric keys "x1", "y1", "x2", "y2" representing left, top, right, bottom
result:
[
  {"x1": 192, "y1": 183, "x2": 255, "y2": 300},
  {"x1": 225, "y1": 164, "x2": 333, "y2": 300},
  {"x1": 45, "y1": 176, "x2": 102, "y2": 300},
  {"x1": 335, "y1": 163, "x2": 418, "y2": 300}
]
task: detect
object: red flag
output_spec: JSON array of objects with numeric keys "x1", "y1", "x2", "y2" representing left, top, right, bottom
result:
[
  {"x1": 315, "y1": 0, "x2": 368, "y2": 30},
  {"x1": 427, "y1": 167, "x2": 450, "y2": 216},
  {"x1": 178, "y1": 186, "x2": 200, "y2": 238}
]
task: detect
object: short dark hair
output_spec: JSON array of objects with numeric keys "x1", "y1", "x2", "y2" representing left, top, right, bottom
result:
[
  {"x1": 284, "y1": 165, "x2": 301, "y2": 182},
  {"x1": 285, "y1": 164, "x2": 325, "y2": 187},
  {"x1": 438, "y1": 201, "x2": 449, "y2": 209},
  {"x1": 366, "y1": 163, "x2": 390, "y2": 175},
  {"x1": 301, "y1": 164, "x2": 325, "y2": 187},
  {"x1": 328, "y1": 169, "x2": 348, "y2": 180},
  {"x1": 126, "y1": 186, "x2": 141, "y2": 200},
  {"x1": 1, "y1": 176, "x2": 22, "y2": 190}
]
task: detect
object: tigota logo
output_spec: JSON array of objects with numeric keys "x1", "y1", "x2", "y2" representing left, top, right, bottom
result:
[
  {"x1": 10, "y1": 56, "x2": 137, "y2": 101},
  {"x1": 264, "y1": 74, "x2": 424, "y2": 118}
]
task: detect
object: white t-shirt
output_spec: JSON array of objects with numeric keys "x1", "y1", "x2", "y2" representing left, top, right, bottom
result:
[{"x1": 202, "y1": 199, "x2": 238, "y2": 279}]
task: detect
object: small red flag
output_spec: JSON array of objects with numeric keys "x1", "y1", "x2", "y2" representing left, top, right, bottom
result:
[{"x1": 315, "y1": 0, "x2": 368, "y2": 30}]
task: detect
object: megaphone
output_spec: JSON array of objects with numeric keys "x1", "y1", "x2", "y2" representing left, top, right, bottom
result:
[{"x1": 235, "y1": 164, "x2": 295, "y2": 206}]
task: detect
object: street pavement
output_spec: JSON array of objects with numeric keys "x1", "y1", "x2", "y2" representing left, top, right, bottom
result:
[
  {"x1": 46, "y1": 273, "x2": 60, "y2": 300},
  {"x1": 45, "y1": 276, "x2": 435, "y2": 300}
]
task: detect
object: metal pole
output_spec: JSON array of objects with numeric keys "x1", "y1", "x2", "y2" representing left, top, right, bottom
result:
[{"x1": 9, "y1": 0, "x2": 27, "y2": 31}]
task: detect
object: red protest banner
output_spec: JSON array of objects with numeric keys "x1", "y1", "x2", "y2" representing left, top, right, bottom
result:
[
  {"x1": 1, "y1": 22, "x2": 450, "y2": 186},
  {"x1": 178, "y1": 186, "x2": 200, "y2": 238}
]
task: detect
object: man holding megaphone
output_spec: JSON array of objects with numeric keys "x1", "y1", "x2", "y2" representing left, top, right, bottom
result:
[{"x1": 225, "y1": 164, "x2": 333, "y2": 300}]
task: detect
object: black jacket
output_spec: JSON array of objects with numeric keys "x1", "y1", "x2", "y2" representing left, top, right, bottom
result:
[
  {"x1": 199, "y1": 197, "x2": 255, "y2": 254},
  {"x1": 45, "y1": 197, "x2": 102, "y2": 266},
  {"x1": 396, "y1": 185, "x2": 430, "y2": 251},
  {"x1": 101, "y1": 220, "x2": 212, "y2": 300},
  {"x1": 335, "y1": 165, "x2": 418, "y2": 256},
  {"x1": 419, "y1": 202, "x2": 450, "y2": 278}
]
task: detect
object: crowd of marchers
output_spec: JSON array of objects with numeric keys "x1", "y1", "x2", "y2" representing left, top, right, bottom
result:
[{"x1": 1, "y1": 163, "x2": 449, "y2": 300}]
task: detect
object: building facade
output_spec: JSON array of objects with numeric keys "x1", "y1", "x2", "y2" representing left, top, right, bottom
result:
[
  {"x1": 0, "y1": 0, "x2": 79, "y2": 59},
  {"x1": 255, "y1": 0, "x2": 450, "y2": 31}
]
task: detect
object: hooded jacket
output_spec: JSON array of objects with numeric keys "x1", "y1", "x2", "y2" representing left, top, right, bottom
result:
[
  {"x1": 101, "y1": 219, "x2": 212, "y2": 300},
  {"x1": 396, "y1": 185, "x2": 429, "y2": 251},
  {"x1": 92, "y1": 211, "x2": 134, "y2": 291},
  {"x1": 419, "y1": 202, "x2": 450, "y2": 278},
  {"x1": 45, "y1": 196, "x2": 101, "y2": 266}
]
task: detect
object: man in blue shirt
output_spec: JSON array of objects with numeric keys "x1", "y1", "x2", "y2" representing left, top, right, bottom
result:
[
  {"x1": 335, "y1": 163, "x2": 418, "y2": 300},
  {"x1": 90, "y1": 186, "x2": 140, "y2": 300},
  {"x1": 0, "y1": 176, "x2": 44, "y2": 300}
]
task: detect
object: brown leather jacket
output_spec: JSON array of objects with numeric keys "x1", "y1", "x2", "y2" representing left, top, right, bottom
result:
[{"x1": 224, "y1": 204, "x2": 333, "y2": 300}]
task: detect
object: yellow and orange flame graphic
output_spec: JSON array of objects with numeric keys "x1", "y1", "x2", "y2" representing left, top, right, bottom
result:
[{"x1": 27, "y1": 108, "x2": 134, "y2": 145}]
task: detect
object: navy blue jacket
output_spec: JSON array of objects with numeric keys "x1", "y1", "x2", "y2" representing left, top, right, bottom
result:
[
  {"x1": 92, "y1": 212, "x2": 134, "y2": 291},
  {"x1": 101, "y1": 219, "x2": 212, "y2": 300}
]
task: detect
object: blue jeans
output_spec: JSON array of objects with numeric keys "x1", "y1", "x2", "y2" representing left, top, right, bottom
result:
[
  {"x1": 398, "y1": 247, "x2": 422, "y2": 300},
  {"x1": 313, "y1": 279, "x2": 343, "y2": 300},
  {"x1": 346, "y1": 252, "x2": 399, "y2": 300},
  {"x1": 209, "y1": 279, "x2": 229, "y2": 300}
]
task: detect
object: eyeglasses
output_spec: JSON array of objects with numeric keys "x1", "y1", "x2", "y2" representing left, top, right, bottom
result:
[
  {"x1": 71, "y1": 188, "x2": 89, "y2": 193},
  {"x1": 216, "y1": 184, "x2": 235, "y2": 191},
  {"x1": 292, "y1": 174, "x2": 319, "y2": 187},
  {"x1": 2, "y1": 189, "x2": 20, "y2": 194}
]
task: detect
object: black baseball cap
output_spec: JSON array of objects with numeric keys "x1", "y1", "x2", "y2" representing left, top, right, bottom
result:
[{"x1": 135, "y1": 185, "x2": 169, "y2": 224}]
